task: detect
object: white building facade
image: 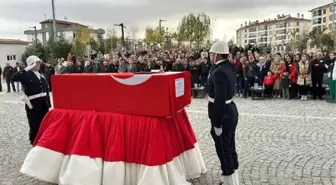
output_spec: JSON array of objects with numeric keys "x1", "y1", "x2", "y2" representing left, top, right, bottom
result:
[
  {"x1": 236, "y1": 14, "x2": 311, "y2": 53},
  {"x1": 24, "y1": 19, "x2": 105, "y2": 45},
  {"x1": 0, "y1": 39, "x2": 29, "y2": 67},
  {"x1": 309, "y1": 3, "x2": 335, "y2": 32}
]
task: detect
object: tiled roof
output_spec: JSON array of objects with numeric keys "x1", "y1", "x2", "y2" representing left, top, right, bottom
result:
[
  {"x1": 39, "y1": 19, "x2": 87, "y2": 27},
  {"x1": 0, "y1": 39, "x2": 30, "y2": 45},
  {"x1": 237, "y1": 17, "x2": 310, "y2": 31}
]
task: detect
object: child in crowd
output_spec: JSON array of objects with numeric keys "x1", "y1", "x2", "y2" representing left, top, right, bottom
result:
[{"x1": 263, "y1": 71, "x2": 276, "y2": 97}]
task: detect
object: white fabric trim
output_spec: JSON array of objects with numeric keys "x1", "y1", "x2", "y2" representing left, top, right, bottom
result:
[
  {"x1": 28, "y1": 93, "x2": 47, "y2": 100},
  {"x1": 110, "y1": 75, "x2": 152, "y2": 86},
  {"x1": 20, "y1": 144, "x2": 206, "y2": 185},
  {"x1": 208, "y1": 97, "x2": 232, "y2": 104},
  {"x1": 215, "y1": 60, "x2": 224, "y2": 65}
]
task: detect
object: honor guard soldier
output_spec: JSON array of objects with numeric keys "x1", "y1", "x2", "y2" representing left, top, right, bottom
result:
[
  {"x1": 11, "y1": 55, "x2": 51, "y2": 145},
  {"x1": 207, "y1": 41, "x2": 239, "y2": 185}
]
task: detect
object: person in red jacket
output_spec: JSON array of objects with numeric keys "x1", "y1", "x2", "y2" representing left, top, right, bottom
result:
[
  {"x1": 263, "y1": 71, "x2": 276, "y2": 98},
  {"x1": 289, "y1": 54, "x2": 299, "y2": 99}
]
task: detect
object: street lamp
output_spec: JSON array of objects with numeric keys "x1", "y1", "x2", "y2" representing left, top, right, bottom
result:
[
  {"x1": 114, "y1": 23, "x2": 126, "y2": 49},
  {"x1": 159, "y1": 19, "x2": 167, "y2": 31},
  {"x1": 30, "y1": 26, "x2": 37, "y2": 45}
]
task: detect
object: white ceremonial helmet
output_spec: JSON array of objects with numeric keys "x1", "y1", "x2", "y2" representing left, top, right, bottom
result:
[
  {"x1": 209, "y1": 41, "x2": 229, "y2": 54},
  {"x1": 25, "y1": 55, "x2": 41, "y2": 71}
]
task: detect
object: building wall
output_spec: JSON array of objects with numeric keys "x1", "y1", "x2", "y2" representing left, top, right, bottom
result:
[
  {"x1": 57, "y1": 31, "x2": 75, "y2": 41},
  {"x1": 26, "y1": 33, "x2": 43, "y2": 43},
  {"x1": 236, "y1": 18, "x2": 311, "y2": 53},
  {"x1": 0, "y1": 44, "x2": 28, "y2": 67}
]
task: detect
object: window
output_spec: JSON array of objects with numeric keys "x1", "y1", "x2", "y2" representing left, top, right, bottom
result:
[
  {"x1": 313, "y1": 18, "x2": 322, "y2": 25},
  {"x1": 276, "y1": 30, "x2": 286, "y2": 34},
  {"x1": 258, "y1": 26, "x2": 267, "y2": 31},
  {"x1": 323, "y1": 17, "x2": 326, "y2": 23},
  {"x1": 248, "y1": 33, "x2": 257, "y2": 38},
  {"x1": 323, "y1": 9, "x2": 326, "y2": 14},
  {"x1": 297, "y1": 22, "x2": 300, "y2": 26},
  {"x1": 6, "y1": 55, "x2": 16, "y2": 61},
  {"x1": 249, "y1": 27, "x2": 257, "y2": 32},
  {"x1": 245, "y1": 40, "x2": 247, "y2": 43},
  {"x1": 276, "y1": 23, "x2": 286, "y2": 28}
]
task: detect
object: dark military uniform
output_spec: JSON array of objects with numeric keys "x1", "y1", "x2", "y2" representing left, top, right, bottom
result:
[
  {"x1": 207, "y1": 59, "x2": 239, "y2": 176},
  {"x1": 12, "y1": 70, "x2": 51, "y2": 145}
]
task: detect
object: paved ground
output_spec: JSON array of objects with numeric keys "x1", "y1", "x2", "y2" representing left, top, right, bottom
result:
[{"x1": 0, "y1": 84, "x2": 335, "y2": 185}]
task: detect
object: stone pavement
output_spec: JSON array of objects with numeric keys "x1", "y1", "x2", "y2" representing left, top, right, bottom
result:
[{"x1": 0, "y1": 87, "x2": 335, "y2": 185}]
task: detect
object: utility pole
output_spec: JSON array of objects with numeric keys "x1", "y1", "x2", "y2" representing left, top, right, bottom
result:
[
  {"x1": 114, "y1": 23, "x2": 126, "y2": 49},
  {"x1": 159, "y1": 19, "x2": 167, "y2": 33},
  {"x1": 159, "y1": 19, "x2": 167, "y2": 46},
  {"x1": 333, "y1": 0, "x2": 336, "y2": 50},
  {"x1": 33, "y1": 26, "x2": 37, "y2": 45},
  {"x1": 51, "y1": 0, "x2": 57, "y2": 40},
  {"x1": 30, "y1": 26, "x2": 38, "y2": 45}
]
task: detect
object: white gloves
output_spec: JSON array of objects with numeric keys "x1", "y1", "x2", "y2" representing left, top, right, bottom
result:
[{"x1": 214, "y1": 127, "x2": 222, "y2": 136}]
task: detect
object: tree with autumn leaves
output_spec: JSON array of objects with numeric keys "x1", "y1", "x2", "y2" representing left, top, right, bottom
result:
[{"x1": 144, "y1": 13, "x2": 213, "y2": 49}]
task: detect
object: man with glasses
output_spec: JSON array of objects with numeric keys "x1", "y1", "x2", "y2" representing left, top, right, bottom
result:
[{"x1": 207, "y1": 41, "x2": 239, "y2": 185}]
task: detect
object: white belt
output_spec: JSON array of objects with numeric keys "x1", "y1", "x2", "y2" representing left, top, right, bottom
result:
[
  {"x1": 28, "y1": 92, "x2": 47, "y2": 100},
  {"x1": 208, "y1": 97, "x2": 232, "y2": 104}
]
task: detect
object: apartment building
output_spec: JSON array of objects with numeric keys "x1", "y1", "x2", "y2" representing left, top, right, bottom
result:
[
  {"x1": 24, "y1": 19, "x2": 105, "y2": 45},
  {"x1": 309, "y1": 3, "x2": 335, "y2": 31},
  {"x1": 236, "y1": 13, "x2": 311, "y2": 52}
]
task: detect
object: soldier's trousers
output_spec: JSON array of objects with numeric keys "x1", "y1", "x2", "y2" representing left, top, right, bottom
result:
[
  {"x1": 25, "y1": 103, "x2": 49, "y2": 145},
  {"x1": 210, "y1": 103, "x2": 239, "y2": 176},
  {"x1": 328, "y1": 79, "x2": 336, "y2": 100}
]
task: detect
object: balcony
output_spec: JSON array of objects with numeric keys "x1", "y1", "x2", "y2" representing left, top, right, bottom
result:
[
  {"x1": 313, "y1": 18, "x2": 322, "y2": 25},
  {"x1": 248, "y1": 27, "x2": 257, "y2": 32},
  {"x1": 248, "y1": 33, "x2": 257, "y2": 38},
  {"x1": 312, "y1": 10, "x2": 322, "y2": 17},
  {"x1": 258, "y1": 38, "x2": 268, "y2": 43}
]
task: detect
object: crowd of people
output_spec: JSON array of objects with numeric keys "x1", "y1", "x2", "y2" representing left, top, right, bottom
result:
[{"x1": 1, "y1": 47, "x2": 335, "y2": 102}]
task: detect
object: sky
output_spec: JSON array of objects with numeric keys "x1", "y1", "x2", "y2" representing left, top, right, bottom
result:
[{"x1": 0, "y1": 0, "x2": 332, "y2": 42}]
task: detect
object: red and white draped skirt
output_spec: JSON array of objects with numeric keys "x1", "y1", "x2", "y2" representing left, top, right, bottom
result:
[{"x1": 20, "y1": 109, "x2": 206, "y2": 185}]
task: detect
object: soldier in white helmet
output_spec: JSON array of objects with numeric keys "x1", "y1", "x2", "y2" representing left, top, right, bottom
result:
[
  {"x1": 11, "y1": 55, "x2": 51, "y2": 145},
  {"x1": 207, "y1": 41, "x2": 239, "y2": 185}
]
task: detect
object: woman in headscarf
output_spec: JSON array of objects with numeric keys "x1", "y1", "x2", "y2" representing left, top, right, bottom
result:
[
  {"x1": 270, "y1": 53, "x2": 283, "y2": 98},
  {"x1": 297, "y1": 54, "x2": 311, "y2": 101}
]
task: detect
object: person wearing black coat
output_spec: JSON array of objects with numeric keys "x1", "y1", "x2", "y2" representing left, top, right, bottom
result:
[
  {"x1": 189, "y1": 60, "x2": 200, "y2": 88},
  {"x1": 3, "y1": 63, "x2": 15, "y2": 92},
  {"x1": 11, "y1": 55, "x2": 51, "y2": 145},
  {"x1": 74, "y1": 61, "x2": 84, "y2": 73},
  {"x1": 256, "y1": 57, "x2": 270, "y2": 86},
  {"x1": 108, "y1": 60, "x2": 119, "y2": 73},
  {"x1": 44, "y1": 63, "x2": 55, "y2": 91},
  {"x1": 311, "y1": 52, "x2": 328, "y2": 100}
]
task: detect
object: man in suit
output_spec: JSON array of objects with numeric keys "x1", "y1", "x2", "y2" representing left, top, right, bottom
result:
[
  {"x1": 11, "y1": 56, "x2": 51, "y2": 145},
  {"x1": 3, "y1": 63, "x2": 15, "y2": 92},
  {"x1": 127, "y1": 58, "x2": 137, "y2": 72}
]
